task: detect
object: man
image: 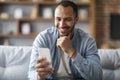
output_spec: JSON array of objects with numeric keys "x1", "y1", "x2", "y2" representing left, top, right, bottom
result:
[{"x1": 28, "y1": 1, "x2": 102, "y2": 80}]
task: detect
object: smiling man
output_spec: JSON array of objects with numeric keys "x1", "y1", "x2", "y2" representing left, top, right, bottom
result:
[{"x1": 28, "y1": 1, "x2": 102, "y2": 80}]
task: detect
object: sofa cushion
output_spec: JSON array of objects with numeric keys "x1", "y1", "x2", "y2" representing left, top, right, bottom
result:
[
  {"x1": 0, "y1": 46, "x2": 32, "y2": 80},
  {"x1": 98, "y1": 49, "x2": 120, "y2": 80}
]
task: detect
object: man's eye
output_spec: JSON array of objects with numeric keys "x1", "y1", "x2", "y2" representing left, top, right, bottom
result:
[
  {"x1": 56, "y1": 18, "x2": 61, "y2": 21},
  {"x1": 67, "y1": 19, "x2": 71, "y2": 21},
  {"x1": 66, "y1": 18, "x2": 72, "y2": 21}
]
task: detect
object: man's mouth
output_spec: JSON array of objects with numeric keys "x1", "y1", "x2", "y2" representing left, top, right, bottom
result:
[{"x1": 59, "y1": 27, "x2": 69, "y2": 34}]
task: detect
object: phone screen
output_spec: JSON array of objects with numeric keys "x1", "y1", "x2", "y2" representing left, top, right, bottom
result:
[{"x1": 39, "y1": 48, "x2": 52, "y2": 68}]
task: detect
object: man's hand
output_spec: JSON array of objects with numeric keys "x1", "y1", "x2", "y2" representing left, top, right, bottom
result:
[
  {"x1": 57, "y1": 34, "x2": 76, "y2": 58},
  {"x1": 36, "y1": 57, "x2": 53, "y2": 80}
]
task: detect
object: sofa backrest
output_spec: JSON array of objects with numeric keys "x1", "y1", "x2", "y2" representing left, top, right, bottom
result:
[
  {"x1": 98, "y1": 49, "x2": 120, "y2": 80},
  {"x1": 0, "y1": 46, "x2": 32, "y2": 80}
]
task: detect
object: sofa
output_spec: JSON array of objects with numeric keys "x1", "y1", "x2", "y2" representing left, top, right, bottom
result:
[
  {"x1": 0, "y1": 46, "x2": 120, "y2": 80},
  {"x1": 98, "y1": 49, "x2": 120, "y2": 80},
  {"x1": 0, "y1": 46, "x2": 32, "y2": 80}
]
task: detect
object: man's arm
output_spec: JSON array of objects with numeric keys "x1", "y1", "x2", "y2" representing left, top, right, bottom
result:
[
  {"x1": 28, "y1": 33, "x2": 45, "y2": 80},
  {"x1": 28, "y1": 48, "x2": 39, "y2": 80},
  {"x1": 71, "y1": 37, "x2": 102, "y2": 80},
  {"x1": 28, "y1": 31, "x2": 54, "y2": 80}
]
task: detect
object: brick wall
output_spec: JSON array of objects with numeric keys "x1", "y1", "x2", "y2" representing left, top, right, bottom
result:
[{"x1": 95, "y1": 0, "x2": 120, "y2": 48}]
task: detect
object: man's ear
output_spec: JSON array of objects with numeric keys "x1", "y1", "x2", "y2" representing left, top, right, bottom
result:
[{"x1": 75, "y1": 17, "x2": 79, "y2": 22}]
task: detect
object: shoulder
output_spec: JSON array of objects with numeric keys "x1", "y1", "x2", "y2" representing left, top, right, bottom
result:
[
  {"x1": 74, "y1": 28, "x2": 96, "y2": 44},
  {"x1": 36, "y1": 27, "x2": 58, "y2": 39},
  {"x1": 33, "y1": 27, "x2": 58, "y2": 47},
  {"x1": 35, "y1": 27, "x2": 58, "y2": 41},
  {"x1": 75, "y1": 28, "x2": 92, "y2": 39},
  {"x1": 40, "y1": 27, "x2": 57, "y2": 35},
  {"x1": 74, "y1": 28, "x2": 97, "y2": 53}
]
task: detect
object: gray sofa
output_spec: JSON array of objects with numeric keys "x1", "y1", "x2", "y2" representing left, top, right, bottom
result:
[
  {"x1": 98, "y1": 49, "x2": 120, "y2": 80},
  {"x1": 0, "y1": 46, "x2": 120, "y2": 80},
  {"x1": 0, "y1": 46, "x2": 32, "y2": 80}
]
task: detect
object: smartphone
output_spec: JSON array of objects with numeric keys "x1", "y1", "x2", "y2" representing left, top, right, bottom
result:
[{"x1": 39, "y1": 48, "x2": 52, "y2": 68}]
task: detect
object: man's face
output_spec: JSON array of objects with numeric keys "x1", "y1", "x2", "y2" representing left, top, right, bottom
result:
[{"x1": 54, "y1": 5, "x2": 78, "y2": 37}]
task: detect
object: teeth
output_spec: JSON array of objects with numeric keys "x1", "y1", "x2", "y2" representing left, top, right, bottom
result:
[
  {"x1": 59, "y1": 27, "x2": 69, "y2": 33},
  {"x1": 61, "y1": 27, "x2": 68, "y2": 30},
  {"x1": 61, "y1": 28, "x2": 67, "y2": 31}
]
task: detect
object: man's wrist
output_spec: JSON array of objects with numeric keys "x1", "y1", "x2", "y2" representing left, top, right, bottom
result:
[
  {"x1": 68, "y1": 48, "x2": 77, "y2": 58},
  {"x1": 70, "y1": 50, "x2": 76, "y2": 58}
]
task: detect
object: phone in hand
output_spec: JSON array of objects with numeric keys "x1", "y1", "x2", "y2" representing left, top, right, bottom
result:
[{"x1": 39, "y1": 48, "x2": 52, "y2": 68}]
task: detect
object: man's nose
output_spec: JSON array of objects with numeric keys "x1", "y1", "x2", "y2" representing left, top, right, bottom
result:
[{"x1": 59, "y1": 20, "x2": 66, "y2": 27}]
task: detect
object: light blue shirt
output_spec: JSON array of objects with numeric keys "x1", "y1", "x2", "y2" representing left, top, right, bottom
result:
[{"x1": 28, "y1": 27, "x2": 102, "y2": 80}]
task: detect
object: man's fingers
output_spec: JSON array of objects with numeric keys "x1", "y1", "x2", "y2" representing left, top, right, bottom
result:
[
  {"x1": 37, "y1": 69, "x2": 53, "y2": 78},
  {"x1": 36, "y1": 67, "x2": 54, "y2": 78},
  {"x1": 36, "y1": 61, "x2": 51, "y2": 68},
  {"x1": 37, "y1": 57, "x2": 46, "y2": 64},
  {"x1": 57, "y1": 38, "x2": 61, "y2": 48},
  {"x1": 56, "y1": 42, "x2": 60, "y2": 48},
  {"x1": 39, "y1": 72, "x2": 48, "y2": 77},
  {"x1": 36, "y1": 67, "x2": 53, "y2": 72}
]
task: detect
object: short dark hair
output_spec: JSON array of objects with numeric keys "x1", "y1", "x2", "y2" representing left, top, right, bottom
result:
[{"x1": 55, "y1": 0, "x2": 78, "y2": 17}]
